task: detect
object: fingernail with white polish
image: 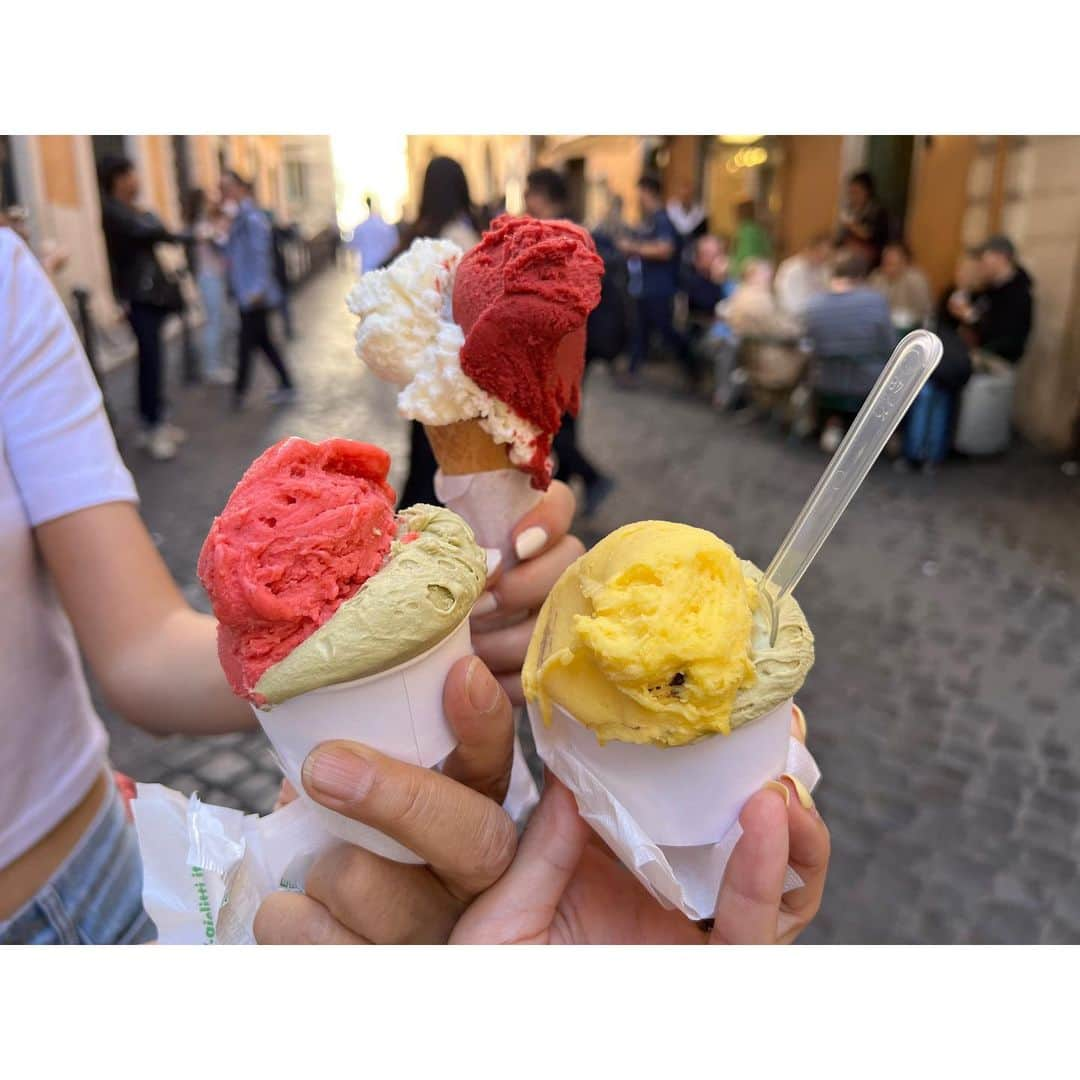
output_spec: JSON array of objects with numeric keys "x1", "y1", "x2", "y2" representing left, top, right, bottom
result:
[
  {"x1": 472, "y1": 591, "x2": 497, "y2": 617},
  {"x1": 484, "y1": 548, "x2": 502, "y2": 578},
  {"x1": 514, "y1": 526, "x2": 548, "y2": 561}
]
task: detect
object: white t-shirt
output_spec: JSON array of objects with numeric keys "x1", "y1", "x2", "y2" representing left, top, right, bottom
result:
[
  {"x1": 775, "y1": 253, "x2": 829, "y2": 321},
  {"x1": 0, "y1": 230, "x2": 137, "y2": 869}
]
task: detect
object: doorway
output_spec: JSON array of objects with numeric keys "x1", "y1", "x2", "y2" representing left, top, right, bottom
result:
[{"x1": 865, "y1": 135, "x2": 915, "y2": 240}]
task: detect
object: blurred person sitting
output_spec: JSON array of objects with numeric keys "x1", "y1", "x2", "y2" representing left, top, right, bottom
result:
[
  {"x1": 397, "y1": 156, "x2": 483, "y2": 508},
  {"x1": 804, "y1": 251, "x2": 894, "y2": 452},
  {"x1": 898, "y1": 251, "x2": 980, "y2": 472},
  {"x1": 836, "y1": 170, "x2": 891, "y2": 269},
  {"x1": 937, "y1": 249, "x2": 984, "y2": 332},
  {"x1": 523, "y1": 168, "x2": 614, "y2": 516},
  {"x1": 184, "y1": 188, "x2": 232, "y2": 386},
  {"x1": 349, "y1": 195, "x2": 399, "y2": 274},
  {"x1": 775, "y1": 233, "x2": 831, "y2": 321},
  {"x1": 723, "y1": 259, "x2": 805, "y2": 415},
  {"x1": 729, "y1": 200, "x2": 773, "y2": 280},
  {"x1": 100, "y1": 156, "x2": 188, "y2": 461},
  {"x1": 949, "y1": 235, "x2": 1033, "y2": 366},
  {"x1": 870, "y1": 242, "x2": 932, "y2": 332},
  {"x1": 220, "y1": 170, "x2": 295, "y2": 411},
  {"x1": 682, "y1": 234, "x2": 732, "y2": 324},
  {"x1": 666, "y1": 179, "x2": 708, "y2": 244},
  {"x1": 618, "y1": 175, "x2": 684, "y2": 387}
]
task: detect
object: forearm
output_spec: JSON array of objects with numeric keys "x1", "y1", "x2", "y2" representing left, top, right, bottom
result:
[
  {"x1": 104, "y1": 606, "x2": 254, "y2": 736},
  {"x1": 638, "y1": 240, "x2": 675, "y2": 260},
  {"x1": 37, "y1": 502, "x2": 252, "y2": 738}
]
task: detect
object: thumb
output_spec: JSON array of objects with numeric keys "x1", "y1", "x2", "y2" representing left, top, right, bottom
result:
[{"x1": 709, "y1": 783, "x2": 790, "y2": 945}]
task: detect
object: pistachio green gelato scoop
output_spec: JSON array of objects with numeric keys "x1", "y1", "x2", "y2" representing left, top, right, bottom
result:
[{"x1": 254, "y1": 504, "x2": 486, "y2": 705}]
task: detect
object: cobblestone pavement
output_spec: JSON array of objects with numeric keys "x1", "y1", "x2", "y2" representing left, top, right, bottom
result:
[{"x1": 100, "y1": 265, "x2": 1080, "y2": 944}]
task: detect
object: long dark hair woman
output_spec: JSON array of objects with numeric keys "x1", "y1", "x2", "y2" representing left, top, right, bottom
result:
[{"x1": 397, "y1": 156, "x2": 482, "y2": 507}]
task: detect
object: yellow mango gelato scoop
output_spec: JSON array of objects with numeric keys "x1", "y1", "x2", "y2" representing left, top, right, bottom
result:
[{"x1": 523, "y1": 520, "x2": 814, "y2": 747}]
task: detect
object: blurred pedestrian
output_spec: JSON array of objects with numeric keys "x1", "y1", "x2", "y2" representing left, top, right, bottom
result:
[
  {"x1": 949, "y1": 235, "x2": 1033, "y2": 365},
  {"x1": 729, "y1": 200, "x2": 772, "y2": 280},
  {"x1": 220, "y1": 171, "x2": 295, "y2": 410},
  {"x1": 184, "y1": 188, "x2": 232, "y2": 385},
  {"x1": 398, "y1": 156, "x2": 482, "y2": 508},
  {"x1": 349, "y1": 195, "x2": 399, "y2": 274},
  {"x1": 524, "y1": 167, "x2": 614, "y2": 515},
  {"x1": 269, "y1": 214, "x2": 297, "y2": 341},
  {"x1": 837, "y1": 170, "x2": 890, "y2": 269},
  {"x1": 100, "y1": 155, "x2": 188, "y2": 461},
  {"x1": 804, "y1": 251, "x2": 894, "y2": 452},
  {"x1": 666, "y1": 179, "x2": 708, "y2": 244},
  {"x1": 870, "y1": 242, "x2": 932, "y2": 332},
  {"x1": 586, "y1": 194, "x2": 631, "y2": 368},
  {"x1": 618, "y1": 175, "x2": 683, "y2": 387},
  {"x1": 775, "y1": 233, "x2": 831, "y2": 321}
]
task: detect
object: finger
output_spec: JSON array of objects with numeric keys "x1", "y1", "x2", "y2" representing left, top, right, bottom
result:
[
  {"x1": 272, "y1": 779, "x2": 298, "y2": 812},
  {"x1": 710, "y1": 784, "x2": 790, "y2": 945},
  {"x1": 254, "y1": 890, "x2": 369, "y2": 945},
  {"x1": 471, "y1": 617, "x2": 535, "y2": 676},
  {"x1": 472, "y1": 535, "x2": 585, "y2": 625},
  {"x1": 301, "y1": 741, "x2": 517, "y2": 899},
  {"x1": 776, "y1": 774, "x2": 830, "y2": 943},
  {"x1": 495, "y1": 671, "x2": 524, "y2": 707},
  {"x1": 450, "y1": 774, "x2": 591, "y2": 944},
  {"x1": 441, "y1": 656, "x2": 514, "y2": 803},
  {"x1": 790, "y1": 702, "x2": 807, "y2": 744},
  {"x1": 510, "y1": 480, "x2": 576, "y2": 562},
  {"x1": 305, "y1": 843, "x2": 460, "y2": 944}
]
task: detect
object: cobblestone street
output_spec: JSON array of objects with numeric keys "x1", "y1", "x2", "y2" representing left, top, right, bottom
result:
[{"x1": 100, "y1": 265, "x2": 1080, "y2": 944}]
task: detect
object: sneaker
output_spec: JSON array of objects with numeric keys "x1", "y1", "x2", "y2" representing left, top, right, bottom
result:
[
  {"x1": 268, "y1": 387, "x2": 297, "y2": 406},
  {"x1": 205, "y1": 369, "x2": 234, "y2": 386},
  {"x1": 163, "y1": 422, "x2": 187, "y2": 445},
  {"x1": 819, "y1": 422, "x2": 844, "y2": 454},
  {"x1": 584, "y1": 474, "x2": 615, "y2": 517},
  {"x1": 1062, "y1": 460, "x2": 1079, "y2": 477},
  {"x1": 145, "y1": 425, "x2": 178, "y2": 461}
]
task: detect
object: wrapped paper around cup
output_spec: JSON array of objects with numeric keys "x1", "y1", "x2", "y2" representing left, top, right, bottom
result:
[
  {"x1": 132, "y1": 737, "x2": 540, "y2": 944},
  {"x1": 255, "y1": 616, "x2": 473, "y2": 864},
  {"x1": 435, "y1": 468, "x2": 542, "y2": 569},
  {"x1": 528, "y1": 697, "x2": 822, "y2": 921}
]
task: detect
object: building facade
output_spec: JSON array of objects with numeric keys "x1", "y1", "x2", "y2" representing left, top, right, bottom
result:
[{"x1": 2, "y1": 134, "x2": 338, "y2": 349}]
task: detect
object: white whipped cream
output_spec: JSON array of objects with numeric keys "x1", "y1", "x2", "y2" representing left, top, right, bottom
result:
[{"x1": 346, "y1": 238, "x2": 538, "y2": 466}]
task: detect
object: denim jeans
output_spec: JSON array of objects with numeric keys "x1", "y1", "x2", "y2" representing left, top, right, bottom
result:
[
  {"x1": 904, "y1": 382, "x2": 954, "y2": 464},
  {"x1": 197, "y1": 269, "x2": 228, "y2": 377},
  {"x1": 127, "y1": 302, "x2": 166, "y2": 427},
  {"x1": 0, "y1": 780, "x2": 155, "y2": 945}
]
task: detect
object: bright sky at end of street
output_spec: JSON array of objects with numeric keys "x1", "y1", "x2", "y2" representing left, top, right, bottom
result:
[{"x1": 331, "y1": 132, "x2": 409, "y2": 232}]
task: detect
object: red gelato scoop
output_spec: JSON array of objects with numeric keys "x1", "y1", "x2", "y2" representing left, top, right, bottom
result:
[
  {"x1": 453, "y1": 214, "x2": 604, "y2": 488},
  {"x1": 197, "y1": 437, "x2": 397, "y2": 703}
]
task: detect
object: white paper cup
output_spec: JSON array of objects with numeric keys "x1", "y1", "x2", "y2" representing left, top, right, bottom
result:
[
  {"x1": 255, "y1": 616, "x2": 473, "y2": 863},
  {"x1": 434, "y1": 468, "x2": 542, "y2": 569},
  {"x1": 528, "y1": 697, "x2": 793, "y2": 847}
]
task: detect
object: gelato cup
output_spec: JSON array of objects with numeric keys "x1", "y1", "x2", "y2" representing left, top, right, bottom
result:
[
  {"x1": 435, "y1": 467, "x2": 543, "y2": 569},
  {"x1": 255, "y1": 615, "x2": 473, "y2": 863},
  {"x1": 529, "y1": 696, "x2": 793, "y2": 847}
]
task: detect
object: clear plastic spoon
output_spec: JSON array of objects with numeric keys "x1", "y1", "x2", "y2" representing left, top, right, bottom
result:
[{"x1": 759, "y1": 329, "x2": 944, "y2": 645}]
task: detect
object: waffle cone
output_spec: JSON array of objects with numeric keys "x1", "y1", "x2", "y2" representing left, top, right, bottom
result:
[{"x1": 424, "y1": 420, "x2": 511, "y2": 476}]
